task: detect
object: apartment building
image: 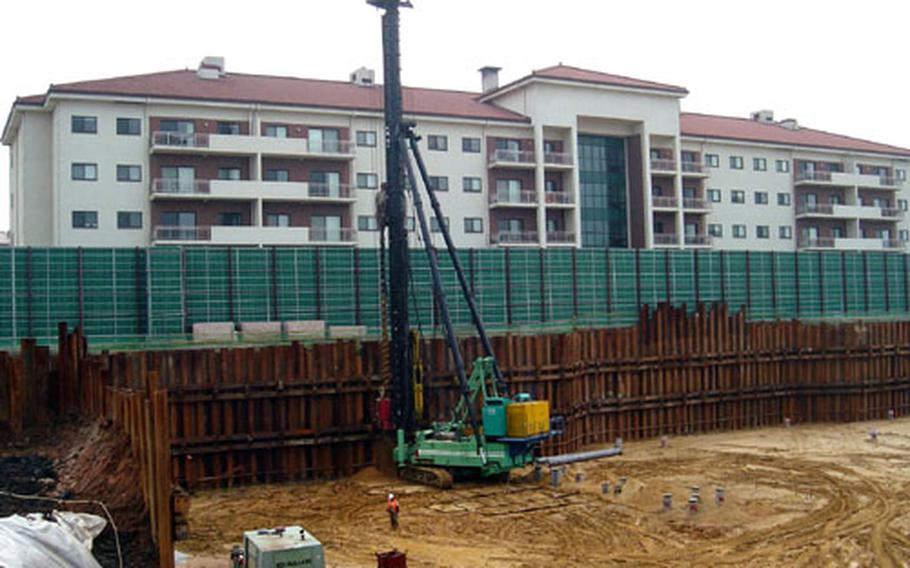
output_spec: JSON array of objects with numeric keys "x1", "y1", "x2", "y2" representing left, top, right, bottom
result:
[{"x1": 4, "y1": 57, "x2": 910, "y2": 251}]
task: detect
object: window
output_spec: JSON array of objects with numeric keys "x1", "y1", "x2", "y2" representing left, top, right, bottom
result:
[
  {"x1": 357, "y1": 215, "x2": 379, "y2": 231},
  {"x1": 708, "y1": 224, "x2": 723, "y2": 237},
  {"x1": 265, "y1": 213, "x2": 291, "y2": 227},
  {"x1": 756, "y1": 225, "x2": 770, "y2": 239},
  {"x1": 899, "y1": 199, "x2": 908, "y2": 211},
  {"x1": 753, "y1": 158, "x2": 767, "y2": 171},
  {"x1": 308, "y1": 128, "x2": 341, "y2": 153},
  {"x1": 264, "y1": 125, "x2": 288, "y2": 138},
  {"x1": 707, "y1": 189, "x2": 721, "y2": 202},
  {"x1": 428, "y1": 176, "x2": 449, "y2": 191},
  {"x1": 777, "y1": 192, "x2": 791, "y2": 206},
  {"x1": 217, "y1": 122, "x2": 242, "y2": 135},
  {"x1": 427, "y1": 135, "x2": 448, "y2": 151},
  {"x1": 729, "y1": 156, "x2": 744, "y2": 170},
  {"x1": 430, "y1": 216, "x2": 449, "y2": 233},
  {"x1": 310, "y1": 171, "x2": 342, "y2": 196},
  {"x1": 71, "y1": 116, "x2": 97, "y2": 134},
  {"x1": 116, "y1": 118, "x2": 141, "y2": 136},
  {"x1": 901, "y1": 230, "x2": 910, "y2": 242},
  {"x1": 898, "y1": 169, "x2": 907, "y2": 181},
  {"x1": 732, "y1": 224, "x2": 746, "y2": 238},
  {"x1": 705, "y1": 154, "x2": 719, "y2": 168},
  {"x1": 117, "y1": 165, "x2": 141, "y2": 182},
  {"x1": 462, "y1": 137, "x2": 481, "y2": 153},
  {"x1": 160, "y1": 166, "x2": 195, "y2": 193},
  {"x1": 545, "y1": 179, "x2": 559, "y2": 193},
  {"x1": 265, "y1": 169, "x2": 290, "y2": 182},
  {"x1": 159, "y1": 120, "x2": 194, "y2": 133},
  {"x1": 496, "y1": 138, "x2": 521, "y2": 151},
  {"x1": 830, "y1": 195, "x2": 843, "y2": 205},
  {"x1": 72, "y1": 211, "x2": 98, "y2": 229},
  {"x1": 463, "y1": 177, "x2": 482, "y2": 193},
  {"x1": 71, "y1": 163, "x2": 98, "y2": 181},
  {"x1": 776, "y1": 160, "x2": 790, "y2": 173},
  {"x1": 357, "y1": 173, "x2": 379, "y2": 189},
  {"x1": 803, "y1": 193, "x2": 818, "y2": 206},
  {"x1": 218, "y1": 167, "x2": 242, "y2": 180},
  {"x1": 779, "y1": 226, "x2": 793, "y2": 239},
  {"x1": 217, "y1": 212, "x2": 243, "y2": 226},
  {"x1": 161, "y1": 211, "x2": 196, "y2": 227},
  {"x1": 464, "y1": 217, "x2": 483, "y2": 233},
  {"x1": 117, "y1": 211, "x2": 142, "y2": 229},
  {"x1": 731, "y1": 190, "x2": 745, "y2": 203},
  {"x1": 754, "y1": 191, "x2": 768, "y2": 205},
  {"x1": 356, "y1": 130, "x2": 377, "y2": 147}
]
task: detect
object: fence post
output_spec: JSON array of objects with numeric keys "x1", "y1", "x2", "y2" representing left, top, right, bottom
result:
[
  {"x1": 635, "y1": 248, "x2": 642, "y2": 312},
  {"x1": 770, "y1": 251, "x2": 777, "y2": 315},
  {"x1": 693, "y1": 249, "x2": 701, "y2": 306},
  {"x1": 571, "y1": 248, "x2": 578, "y2": 318},
  {"x1": 134, "y1": 247, "x2": 146, "y2": 336},
  {"x1": 504, "y1": 249, "x2": 513, "y2": 326},
  {"x1": 904, "y1": 253, "x2": 909, "y2": 312},
  {"x1": 353, "y1": 248, "x2": 361, "y2": 325},
  {"x1": 77, "y1": 247, "x2": 85, "y2": 330},
  {"x1": 226, "y1": 246, "x2": 235, "y2": 323},
  {"x1": 883, "y1": 253, "x2": 891, "y2": 312},
  {"x1": 862, "y1": 251, "x2": 870, "y2": 313},
  {"x1": 314, "y1": 248, "x2": 323, "y2": 320},
  {"x1": 179, "y1": 247, "x2": 188, "y2": 333},
  {"x1": 10, "y1": 248, "x2": 17, "y2": 342},
  {"x1": 539, "y1": 249, "x2": 547, "y2": 323},
  {"x1": 817, "y1": 252, "x2": 825, "y2": 315},
  {"x1": 719, "y1": 250, "x2": 726, "y2": 306},
  {"x1": 745, "y1": 250, "x2": 752, "y2": 316},
  {"x1": 841, "y1": 251, "x2": 848, "y2": 314},
  {"x1": 663, "y1": 249, "x2": 671, "y2": 305},
  {"x1": 25, "y1": 247, "x2": 33, "y2": 338},
  {"x1": 604, "y1": 248, "x2": 613, "y2": 314},
  {"x1": 794, "y1": 252, "x2": 801, "y2": 316}
]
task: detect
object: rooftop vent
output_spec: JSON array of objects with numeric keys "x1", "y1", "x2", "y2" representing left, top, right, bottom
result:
[
  {"x1": 350, "y1": 67, "x2": 376, "y2": 86},
  {"x1": 750, "y1": 109, "x2": 775, "y2": 123},
  {"x1": 197, "y1": 56, "x2": 226, "y2": 80},
  {"x1": 479, "y1": 66, "x2": 501, "y2": 94},
  {"x1": 779, "y1": 118, "x2": 799, "y2": 130}
]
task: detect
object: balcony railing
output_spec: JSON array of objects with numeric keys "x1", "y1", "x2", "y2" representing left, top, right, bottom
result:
[
  {"x1": 152, "y1": 131, "x2": 211, "y2": 148},
  {"x1": 153, "y1": 226, "x2": 212, "y2": 241},
  {"x1": 546, "y1": 231, "x2": 576, "y2": 244},
  {"x1": 683, "y1": 197, "x2": 711, "y2": 210},
  {"x1": 491, "y1": 231, "x2": 538, "y2": 245},
  {"x1": 879, "y1": 177, "x2": 903, "y2": 188},
  {"x1": 882, "y1": 207, "x2": 904, "y2": 219},
  {"x1": 795, "y1": 170, "x2": 837, "y2": 183},
  {"x1": 885, "y1": 239, "x2": 906, "y2": 249},
  {"x1": 653, "y1": 233, "x2": 679, "y2": 245},
  {"x1": 798, "y1": 237, "x2": 836, "y2": 249},
  {"x1": 307, "y1": 139, "x2": 355, "y2": 155},
  {"x1": 307, "y1": 183, "x2": 355, "y2": 199},
  {"x1": 309, "y1": 227, "x2": 357, "y2": 243},
  {"x1": 681, "y1": 161, "x2": 708, "y2": 174},
  {"x1": 684, "y1": 234, "x2": 713, "y2": 246},
  {"x1": 150, "y1": 179, "x2": 211, "y2": 195},
  {"x1": 545, "y1": 191, "x2": 575, "y2": 205},
  {"x1": 489, "y1": 149, "x2": 536, "y2": 165},
  {"x1": 796, "y1": 203, "x2": 835, "y2": 215},
  {"x1": 652, "y1": 196, "x2": 678, "y2": 208},
  {"x1": 650, "y1": 158, "x2": 676, "y2": 172},
  {"x1": 544, "y1": 151, "x2": 573, "y2": 166},
  {"x1": 489, "y1": 189, "x2": 537, "y2": 205}
]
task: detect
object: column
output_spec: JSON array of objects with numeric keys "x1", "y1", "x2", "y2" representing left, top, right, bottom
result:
[
  {"x1": 570, "y1": 125, "x2": 582, "y2": 249},
  {"x1": 673, "y1": 135, "x2": 684, "y2": 249},
  {"x1": 640, "y1": 125, "x2": 653, "y2": 248},
  {"x1": 534, "y1": 123, "x2": 547, "y2": 247}
]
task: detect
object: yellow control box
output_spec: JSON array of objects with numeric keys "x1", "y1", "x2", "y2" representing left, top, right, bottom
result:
[{"x1": 506, "y1": 401, "x2": 550, "y2": 438}]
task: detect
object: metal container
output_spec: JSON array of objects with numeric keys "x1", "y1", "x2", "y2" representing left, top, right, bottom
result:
[
  {"x1": 244, "y1": 526, "x2": 325, "y2": 568},
  {"x1": 376, "y1": 549, "x2": 407, "y2": 568}
]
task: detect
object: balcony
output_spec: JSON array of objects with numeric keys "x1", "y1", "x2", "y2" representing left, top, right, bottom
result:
[
  {"x1": 650, "y1": 158, "x2": 677, "y2": 173},
  {"x1": 152, "y1": 225, "x2": 356, "y2": 246},
  {"x1": 488, "y1": 149, "x2": 536, "y2": 168},
  {"x1": 150, "y1": 132, "x2": 355, "y2": 159},
  {"x1": 306, "y1": 183, "x2": 356, "y2": 202},
  {"x1": 543, "y1": 151, "x2": 573, "y2": 169},
  {"x1": 489, "y1": 189, "x2": 537, "y2": 208},
  {"x1": 797, "y1": 236, "x2": 906, "y2": 251},
  {"x1": 544, "y1": 191, "x2": 575, "y2": 207},
  {"x1": 149, "y1": 179, "x2": 211, "y2": 197},
  {"x1": 684, "y1": 234, "x2": 713, "y2": 247},
  {"x1": 546, "y1": 231, "x2": 576, "y2": 245},
  {"x1": 652, "y1": 196, "x2": 678, "y2": 209},
  {"x1": 683, "y1": 197, "x2": 711, "y2": 211},
  {"x1": 795, "y1": 203, "x2": 904, "y2": 221},
  {"x1": 149, "y1": 179, "x2": 356, "y2": 202},
  {"x1": 490, "y1": 231, "x2": 539, "y2": 246},
  {"x1": 681, "y1": 161, "x2": 709, "y2": 177},
  {"x1": 653, "y1": 233, "x2": 679, "y2": 246},
  {"x1": 794, "y1": 170, "x2": 904, "y2": 190}
]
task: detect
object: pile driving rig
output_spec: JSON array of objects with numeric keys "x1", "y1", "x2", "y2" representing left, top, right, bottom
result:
[{"x1": 368, "y1": 0, "x2": 560, "y2": 488}]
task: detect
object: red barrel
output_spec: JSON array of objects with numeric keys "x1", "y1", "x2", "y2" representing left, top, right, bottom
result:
[
  {"x1": 376, "y1": 549, "x2": 407, "y2": 568},
  {"x1": 376, "y1": 398, "x2": 394, "y2": 431}
]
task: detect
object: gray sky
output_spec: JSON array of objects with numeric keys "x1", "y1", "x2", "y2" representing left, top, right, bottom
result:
[{"x1": 3, "y1": 0, "x2": 909, "y2": 230}]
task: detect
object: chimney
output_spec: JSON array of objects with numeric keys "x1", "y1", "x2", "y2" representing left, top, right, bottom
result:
[
  {"x1": 350, "y1": 67, "x2": 376, "y2": 86},
  {"x1": 479, "y1": 66, "x2": 501, "y2": 94},
  {"x1": 750, "y1": 109, "x2": 774, "y2": 123},
  {"x1": 780, "y1": 118, "x2": 799, "y2": 130},
  {"x1": 197, "y1": 56, "x2": 226, "y2": 80}
]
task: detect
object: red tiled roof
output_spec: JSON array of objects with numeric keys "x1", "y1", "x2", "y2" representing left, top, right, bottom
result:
[
  {"x1": 27, "y1": 70, "x2": 529, "y2": 122},
  {"x1": 681, "y1": 112, "x2": 910, "y2": 157},
  {"x1": 15, "y1": 94, "x2": 45, "y2": 105},
  {"x1": 530, "y1": 64, "x2": 688, "y2": 95}
]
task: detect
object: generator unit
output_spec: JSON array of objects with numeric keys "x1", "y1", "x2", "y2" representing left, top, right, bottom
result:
[{"x1": 242, "y1": 526, "x2": 325, "y2": 568}]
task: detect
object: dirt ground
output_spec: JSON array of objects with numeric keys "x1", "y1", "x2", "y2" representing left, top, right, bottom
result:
[{"x1": 180, "y1": 418, "x2": 910, "y2": 567}]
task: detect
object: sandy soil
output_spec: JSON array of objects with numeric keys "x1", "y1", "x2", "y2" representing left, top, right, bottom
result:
[{"x1": 180, "y1": 419, "x2": 910, "y2": 567}]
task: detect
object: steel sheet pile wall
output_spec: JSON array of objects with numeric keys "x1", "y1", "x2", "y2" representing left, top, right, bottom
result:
[{"x1": 1, "y1": 247, "x2": 909, "y2": 345}]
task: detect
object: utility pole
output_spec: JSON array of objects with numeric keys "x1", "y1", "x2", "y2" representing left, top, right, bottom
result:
[{"x1": 369, "y1": 0, "x2": 414, "y2": 433}]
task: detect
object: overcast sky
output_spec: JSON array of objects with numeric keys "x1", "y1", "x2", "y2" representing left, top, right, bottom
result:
[{"x1": 3, "y1": 0, "x2": 909, "y2": 230}]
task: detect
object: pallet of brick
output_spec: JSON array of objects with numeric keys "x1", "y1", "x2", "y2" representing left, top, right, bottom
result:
[
  {"x1": 329, "y1": 325, "x2": 368, "y2": 340},
  {"x1": 191, "y1": 322, "x2": 236, "y2": 343},
  {"x1": 283, "y1": 320, "x2": 326, "y2": 340},
  {"x1": 239, "y1": 321, "x2": 282, "y2": 340}
]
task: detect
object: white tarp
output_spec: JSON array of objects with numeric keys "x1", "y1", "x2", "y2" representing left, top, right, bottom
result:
[{"x1": 0, "y1": 511, "x2": 107, "y2": 568}]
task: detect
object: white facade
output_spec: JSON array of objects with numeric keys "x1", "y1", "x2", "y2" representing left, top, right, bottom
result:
[{"x1": 4, "y1": 62, "x2": 910, "y2": 252}]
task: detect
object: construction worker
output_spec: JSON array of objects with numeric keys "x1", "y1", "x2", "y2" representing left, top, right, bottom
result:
[{"x1": 386, "y1": 493, "x2": 400, "y2": 530}]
